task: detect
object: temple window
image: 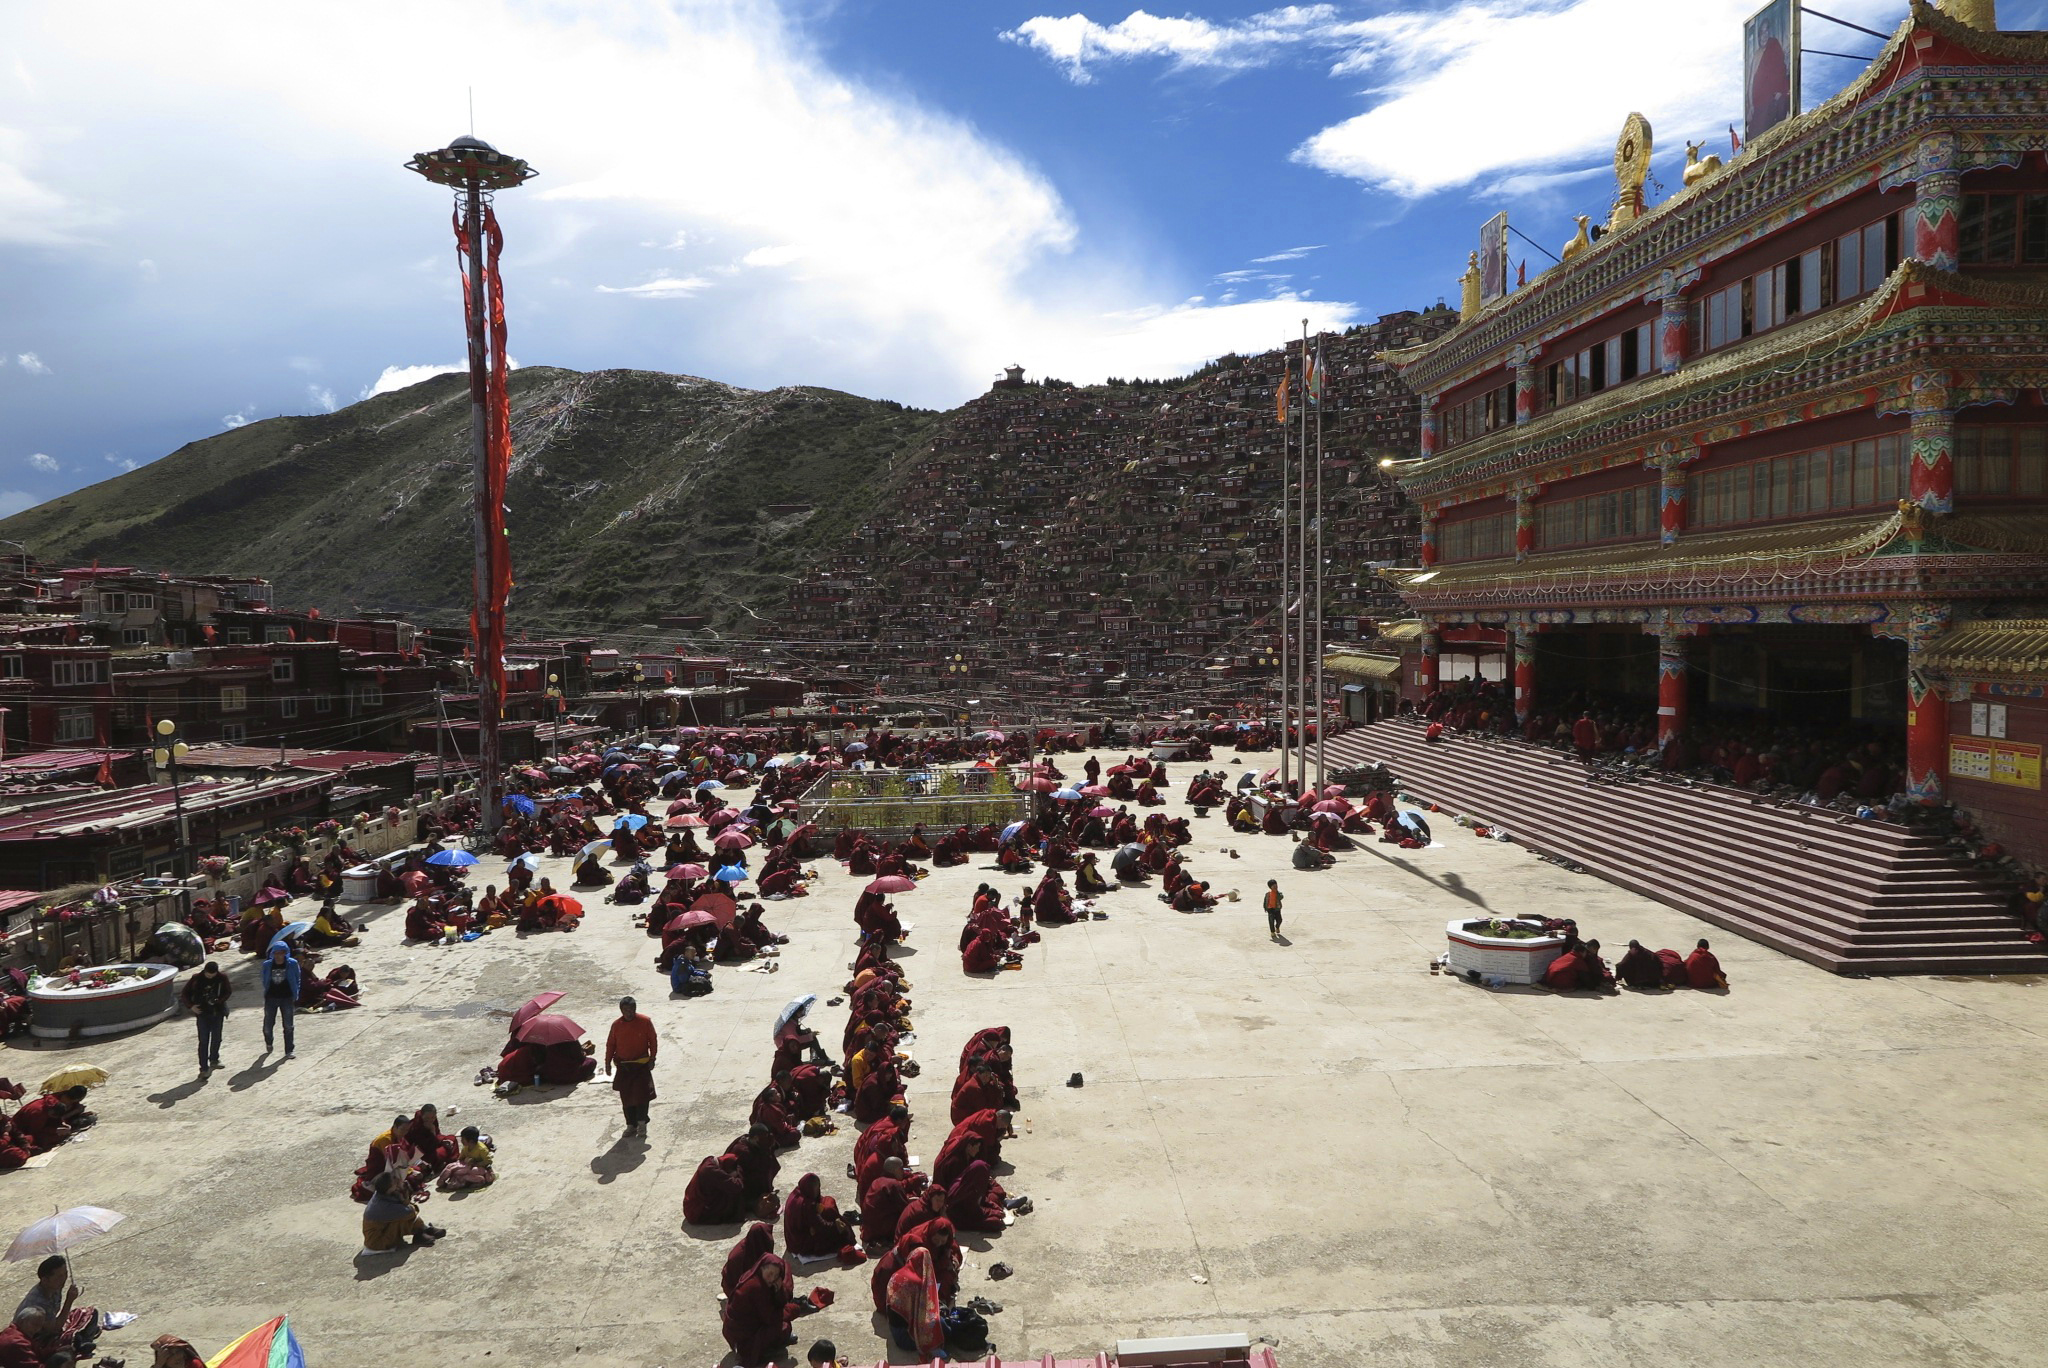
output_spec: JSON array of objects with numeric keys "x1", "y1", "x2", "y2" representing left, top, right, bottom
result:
[
  {"x1": 1439, "y1": 511, "x2": 1513, "y2": 561},
  {"x1": 1547, "y1": 323, "x2": 1653, "y2": 409},
  {"x1": 1687, "y1": 434, "x2": 1906, "y2": 528},
  {"x1": 1537, "y1": 485, "x2": 1655, "y2": 549},
  {"x1": 1958, "y1": 195, "x2": 2048, "y2": 265},
  {"x1": 1956, "y1": 427, "x2": 2048, "y2": 496},
  {"x1": 1440, "y1": 381, "x2": 1515, "y2": 448}
]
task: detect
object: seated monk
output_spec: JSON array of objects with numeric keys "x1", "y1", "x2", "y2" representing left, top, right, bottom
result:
[
  {"x1": 783, "y1": 1172, "x2": 861, "y2": 1261},
  {"x1": 1261, "y1": 802, "x2": 1291, "y2": 836},
  {"x1": 949, "y1": 1106, "x2": 1014, "y2": 1167},
  {"x1": 683, "y1": 1153, "x2": 750, "y2": 1225},
  {"x1": 757, "y1": 866, "x2": 803, "y2": 897},
  {"x1": 1074, "y1": 853, "x2": 1110, "y2": 895},
  {"x1": 903, "y1": 826, "x2": 933, "y2": 859},
  {"x1": 404, "y1": 1104, "x2": 460, "y2": 1174},
  {"x1": 750, "y1": 1080, "x2": 803, "y2": 1149},
  {"x1": 1161, "y1": 858, "x2": 1190, "y2": 896},
  {"x1": 931, "y1": 833, "x2": 968, "y2": 867},
  {"x1": 10, "y1": 1088, "x2": 90, "y2": 1155},
  {"x1": 962, "y1": 926, "x2": 1008, "y2": 974},
  {"x1": 1685, "y1": 938, "x2": 1728, "y2": 989},
  {"x1": 1615, "y1": 940, "x2": 1665, "y2": 990},
  {"x1": 950, "y1": 1066, "x2": 1006, "y2": 1125},
  {"x1": 995, "y1": 841, "x2": 1032, "y2": 873},
  {"x1": 350, "y1": 1113, "x2": 426, "y2": 1203},
  {"x1": 404, "y1": 897, "x2": 445, "y2": 942},
  {"x1": 1032, "y1": 874, "x2": 1074, "y2": 925},
  {"x1": 1171, "y1": 881, "x2": 1217, "y2": 913},
  {"x1": 727, "y1": 1125, "x2": 783, "y2": 1202},
  {"x1": 1135, "y1": 780, "x2": 1164, "y2": 806},
  {"x1": 860, "y1": 1158, "x2": 922, "y2": 1250},
  {"x1": 306, "y1": 901, "x2": 360, "y2": 947},
  {"x1": 785, "y1": 1062, "x2": 830, "y2": 1118},
  {"x1": 1655, "y1": 946, "x2": 1690, "y2": 987},
  {"x1": 943, "y1": 1158, "x2": 1009, "y2": 1232}
]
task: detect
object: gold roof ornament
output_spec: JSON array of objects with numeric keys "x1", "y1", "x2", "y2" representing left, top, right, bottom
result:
[
  {"x1": 1560, "y1": 215, "x2": 1592, "y2": 262},
  {"x1": 1683, "y1": 139, "x2": 1724, "y2": 187},
  {"x1": 1611, "y1": 112, "x2": 1652, "y2": 229},
  {"x1": 1459, "y1": 251, "x2": 1483, "y2": 320},
  {"x1": 1943, "y1": 0, "x2": 1997, "y2": 28}
]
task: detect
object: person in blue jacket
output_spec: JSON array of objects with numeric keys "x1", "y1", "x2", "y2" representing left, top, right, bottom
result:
[{"x1": 261, "y1": 942, "x2": 301, "y2": 1059}]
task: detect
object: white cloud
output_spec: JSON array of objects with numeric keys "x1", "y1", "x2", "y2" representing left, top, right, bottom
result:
[
  {"x1": 222, "y1": 410, "x2": 253, "y2": 429},
  {"x1": 137, "y1": 258, "x2": 157, "y2": 281},
  {"x1": 740, "y1": 244, "x2": 805, "y2": 269},
  {"x1": 307, "y1": 384, "x2": 337, "y2": 412},
  {"x1": 0, "y1": 490, "x2": 38, "y2": 518},
  {"x1": 26, "y1": 452, "x2": 58, "y2": 472},
  {"x1": 103, "y1": 453, "x2": 139, "y2": 471},
  {"x1": 1250, "y1": 244, "x2": 1322, "y2": 263},
  {"x1": 1011, "y1": 1, "x2": 1903, "y2": 199},
  {"x1": 14, "y1": 352, "x2": 49, "y2": 375},
  {"x1": 595, "y1": 273, "x2": 713, "y2": 298},
  {"x1": 362, "y1": 358, "x2": 521, "y2": 399}
]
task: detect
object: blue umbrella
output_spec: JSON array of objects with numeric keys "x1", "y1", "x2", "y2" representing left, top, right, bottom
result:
[
  {"x1": 1053, "y1": 787, "x2": 1084, "y2": 801},
  {"x1": 613, "y1": 814, "x2": 650, "y2": 832},
  {"x1": 425, "y1": 849, "x2": 480, "y2": 867},
  {"x1": 696, "y1": 779, "x2": 726, "y2": 792},
  {"x1": 1000, "y1": 821, "x2": 1026, "y2": 842},
  {"x1": 504, "y1": 794, "x2": 537, "y2": 816},
  {"x1": 269, "y1": 920, "x2": 313, "y2": 950},
  {"x1": 713, "y1": 865, "x2": 748, "y2": 883}
]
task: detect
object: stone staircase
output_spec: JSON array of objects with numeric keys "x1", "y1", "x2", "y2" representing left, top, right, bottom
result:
[{"x1": 1323, "y1": 718, "x2": 2048, "y2": 975}]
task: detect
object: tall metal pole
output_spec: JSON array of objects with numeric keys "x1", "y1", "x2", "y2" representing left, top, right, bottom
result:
[
  {"x1": 462, "y1": 175, "x2": 503, "y2": 841},
  {"x1": 1313, "y1": 339, "x2": 1327, "y2": 791},
  {"x1": 1296, "y1": 321, "x2": 1310, "y2": 792},
  {"x1": 1276, "y1": 356, "x2": 1291, "y2": 794}
]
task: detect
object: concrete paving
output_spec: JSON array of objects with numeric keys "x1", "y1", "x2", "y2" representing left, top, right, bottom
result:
[{"x1": 3, "y1": 750, "x2": 2046, "y2": 1367}]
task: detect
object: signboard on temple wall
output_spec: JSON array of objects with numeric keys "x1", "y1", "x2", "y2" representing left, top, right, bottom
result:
[
  {"x1": 1743, "y1": 0, "x2": 1798, "y2": 144},
  {"x1": 1478, "y1": 212, "x2": 1508, "y2": 303},
  {"x1": 1950, "y1": 738, "x2": 2042, "y2": 789}
]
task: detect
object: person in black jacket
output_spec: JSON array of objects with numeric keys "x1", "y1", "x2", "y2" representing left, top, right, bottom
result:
[{"x1": 181, "y1": 960, "x2": 232, "y2": 1074}]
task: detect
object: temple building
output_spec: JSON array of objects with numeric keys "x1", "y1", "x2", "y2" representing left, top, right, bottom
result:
[{"x1": 1382, "y1": 0, "x2": 2048, "y2": 863}]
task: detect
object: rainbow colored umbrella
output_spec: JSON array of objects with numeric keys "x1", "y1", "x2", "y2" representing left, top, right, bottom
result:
[{"x1": 207, "y1": 1315, "x2": 306, "y2": 1368}]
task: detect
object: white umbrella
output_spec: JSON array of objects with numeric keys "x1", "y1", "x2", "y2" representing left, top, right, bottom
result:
[
  {"x1": 6, "y1": 1207, "x2": 126, "y2": 1263},
  {"x1": 773, "y1": 994, "x2": 817, "y2": 1041}
]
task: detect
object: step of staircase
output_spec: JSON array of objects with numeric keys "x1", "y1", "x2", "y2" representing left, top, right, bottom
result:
[{"x1": 1325, "y1": 719, "x2": 2048, "y2": 976}]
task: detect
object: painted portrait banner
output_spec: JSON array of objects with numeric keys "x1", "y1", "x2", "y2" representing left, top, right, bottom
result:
[
  {"x1": 1743, "y1": 0, "x2": 1798, "y2": 144},
  {"x1": 1478, "y1": 211, "x2": 1508, "y2": 302}
]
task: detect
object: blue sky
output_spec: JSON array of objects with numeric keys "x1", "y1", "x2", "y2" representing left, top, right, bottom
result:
[{"x1": 4, "y1": 0, "x2": 2039, "y2": 518}]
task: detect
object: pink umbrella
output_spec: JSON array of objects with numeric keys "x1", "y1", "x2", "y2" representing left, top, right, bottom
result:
[
  {"x1": 665, "y1": 799, "x2": 699, "y2": 816},
  {"x1": 1081, "y1": 784, "x2": 1109, "y2": 797},
  {"x1": 689, "y1": 891, "x2": 739, "y2": 927},
  {"x1": 866, "y1": 875, "x2": 917, "y2": 894},
  {"x1": 510, "y1": 991, "x2": 565, "y2": 1033},
  {"x1": 664, "y1": 814, "x2": 706, "y2": 830},
  {"x1": 665, "y1": 909, "x2": 717, "y2": 932},
  {"x1": 515, "y1": 1012, "x2": 585, "y2": 1047},
  {"x1": 713, "y1": 830, "x2": 754, "y2": 851},
  {"x1": 1088, "y1": 805, "x2": 1115, "y2": 818},
  {"x1": 1324, "y1": 785, "x2": 1346, "y2": 798},
  {"x1": 705, "y1": 809, "x2": 739, "y2": 830},
  {"x1": 1312, "y1": 799, "x2": 1349, "y2": 815},
  {"x1": 666, "y1": 863, "x2": 710, "y2": 880},
  {"x1": 1017, "y1": 776, "x2": 1058, "y2": 793}
]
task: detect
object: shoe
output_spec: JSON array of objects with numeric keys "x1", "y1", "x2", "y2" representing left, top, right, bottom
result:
[
  {"x1": 285, "y1": 1051, "x2": 296, "y2": 1060},
  {"x1": 209, "y1": 1057, "x2": 222, "y2": 1068},
  {"x1": 411, "y1": 1233, "x2": 437, "y2": 1247},
  {"x1": 422, "y1": 1224, "x2": 447, "y2": 1238}
]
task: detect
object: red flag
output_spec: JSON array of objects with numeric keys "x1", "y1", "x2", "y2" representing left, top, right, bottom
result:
[
  {"x1": 95, "y1": 721, "x2": 112, "y2": 786},
  {"x1": 1729, "y1": 124, "x2": 1742, "y2": 155}
]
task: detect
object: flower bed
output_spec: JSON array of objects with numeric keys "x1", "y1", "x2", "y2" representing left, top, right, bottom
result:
[
  {"x1": 28, "y1": 963, "x2": 182, "y2": 1039},
  {"x1": 1444, "y1": 918, "x2": 1567, "y2": 985}
]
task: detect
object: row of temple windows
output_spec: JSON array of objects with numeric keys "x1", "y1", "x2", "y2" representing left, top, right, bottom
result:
[
  {"x1": 1437, "y1": 427, "x2": 2048, "y2": 561},
  {"x1": 1695, "y1": 212, "x2": 1903, "y2": 352},
  {"x1": 1549, "y1": 324, "x2": 1656, "y2": 407},
  {"x1": 1958, "y1": 194, "x2": 2048, "y2": 266},
  {"x1": 1440, "y1": 381, "x2": 1514, "y2": 447}
]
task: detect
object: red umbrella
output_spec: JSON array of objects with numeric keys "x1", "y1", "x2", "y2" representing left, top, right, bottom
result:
[
  {"x1": 865, "y1": 875, "x2": 917, "y2": 894},
  {"x1": 516, "y1": 1012, "x2": 586, "y2": 1046},
  {"x1": 511, "y1": 991, "x2": 565, "y2": 1033},
  {"x1": 705, "y1": 809, "x2": 739, "y2": 830},
  {"x1": 1312, "y1": 799, "x2": 1349, "y2": 815},
  {"x1": 1017, "y1": 776, "x2": 1057, "y2": 792},
  {"x1": 665, "y1": 799, "x2": 699, "y2": 816},
  {"x1": 690, "y1": 891, "x2": 739, "y2": 927},
  {"x1": 1081, "y1": 784, "x2": 1109, "y2": 797},
  {"x1": 666, "y1": 863, "x2": 710, "y2": 880},
  {"x1": 1107, "y1": 763, "x2": 1137, "y2": 776},
  {"x1": 1324, "y1": 784, "x2": 1346, "y2": 798},
  {"x1": 665, "y1": 909, "x2": 716, "y2": 932},
  {"x1": 537, "y1": 893, "x2": 583, "y2": 920},
  {"x1": 1088, "y1": 805, "x2": 1115, "y2": 818},
  {"x1": 713, "y1": 830, "x2": 754, "y2": 850}
]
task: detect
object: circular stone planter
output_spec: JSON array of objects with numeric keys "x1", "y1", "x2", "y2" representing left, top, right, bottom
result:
[
  {"x1": 1444, "y1": 919, "x2": 1568, "y2": 984},
  {"x1": 29, "y1": 964, "x2": 182, "y2": 1039}
]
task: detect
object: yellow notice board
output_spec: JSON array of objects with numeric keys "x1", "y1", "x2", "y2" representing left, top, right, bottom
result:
[{"x1": 1949, "y1": 737, "x2": 2041, "y2": 789}]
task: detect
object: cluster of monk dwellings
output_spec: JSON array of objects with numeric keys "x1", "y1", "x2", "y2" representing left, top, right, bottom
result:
[
  {"x1": 1376, "y1": 2, "x2": 2048, "y2": 866},
  {"x1": 776, "y1": 308, "x2": 1459, "y2": 707}
]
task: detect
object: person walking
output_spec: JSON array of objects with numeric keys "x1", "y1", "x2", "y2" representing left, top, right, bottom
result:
[
  {"x1": 1263, "y1": 880, "x2": 1284, "y2": 942},
  {"x1": 260, "y1": 942, "x2": 300, "y2": 1059},
  {"x1": 181, "y1": 960, "x2": 232, "y2": 1074},
  {"x1": 605, "y1": 995, "x2": 659, "y2": 1138}
]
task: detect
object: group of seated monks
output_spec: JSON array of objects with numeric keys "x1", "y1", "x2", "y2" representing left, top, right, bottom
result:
[
  {"x1": 1537, "y1": 926, "x2": 1730, "y2": 993},
  {"x1": 347, "y1": 1101, "x2": 494, "y2": 1211},
  {"x1": 960, "y1": 884, "x2": 1033, "y2": 973},
  {"x1": 0, "y1": 1085, "x2": 93, "y2": 1171}
]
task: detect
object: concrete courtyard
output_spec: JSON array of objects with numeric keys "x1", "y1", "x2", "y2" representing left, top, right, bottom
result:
[{"x1": 3, "y1": 751, "x2": 2046, "y2": 1367}]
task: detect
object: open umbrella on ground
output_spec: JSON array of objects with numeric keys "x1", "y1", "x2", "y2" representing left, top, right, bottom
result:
[
  {"x1": 536, "y1": 893, "x2": 583, "y2": 920},
  {"x1": 149, "y1": 922, "x2": 205, "y2": 969},
  {"x1": 511, "y1": 991, "x2": 566, "y2": 1033},
  {"x1": 865, "y1": 875, "x2": 917, "y2": 894},
  {"x1": 667, "y1": 863, "x2": 710, "y2": 880},
  {"x1": 713, "y1": 866, "x2": 748, "y2": 884},
  {"x1": 515, "y1": 1013, "x2": 585, "y2": 1047},
  {"x1": 578, "y1": 839, "x2": 614, "y2": 859},
  {"x1": 979, "y1": 730, "x2": 1006, "y2": 743},
  {"x1": 503, "y1": 794, "x2": 538, "y2": 817},
  {"x1": 207, "y1": 1314, "x2": 307, "y2": 1368},
  {"x1": 38, "y1": 1066, "x2": 108, "y2": 1095},
  {"x1": 1397, "y1": 811, "x2": 1432, "y2": 843},
  {"x1": 612, "y1": 814, "x2": 650, "y2": 833},
  {"x1": 269, "y1": 920, "x2": 313, "y2": 951},
  {"x1": 5, "y1": 1206, "x2": 125, "y2": 1263},
  {"x1": 712, "y1": 830, "x2": 754, "y2": 851},
  {"x1": 774, "y1": 994, "x2": 817, "y2": 1040},
  {"x1": 664, "y1": 814, "x2": 707, "y2": 830},
  {"x1": 1324, "y1": 785, "x2": 1347, "y2": 798},
  {"x1": 689, "y1": 892, "x2": 739, "y2": 927},
  {"x1": 425, "y1": 849, "x2": 480, "y2": 868},
  {"x1": 1017, "y1": 776, "x2": 1057, "y2": 793},
  {"x1": 665, "y1": 909, "x2": 717, "y2": 932},
  {"x1": 1081, "y1": 785, "x2": 1109, "y2": 797}
]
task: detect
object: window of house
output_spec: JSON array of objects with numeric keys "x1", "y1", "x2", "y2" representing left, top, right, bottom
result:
[
  {"x1": 121, "y1": 628, "x2": 150, "y2": 646},
  {"x1": 1687, "y1": 434, "x2": 1908, "y2": 528},
  {"x1": 127, "y1": 592, "x2": 155, "y2": 610},
  {"x1": 1957, "y1": 426, "x2": 2048, "y2": 497},
  {"x1": 51, "y1": 659, "x2": 105, "y2": 686},
  {"x1": 314, "y1": 693, "x2": 333, "y2": 714},
  {"x1": 271, "y1": 657, "x2": 294, "y2": 682},
  {"x1": 219, "y1": 685, "x2": 247, "y2": 713},
  {"x1": 97, "y1": 593, "x2": 124, "y2": 613},
  {"x1": 221, "y1": 722, "x2": 246, "y2": 743},
  {"x1": 359, "y1": 684, "x2": 383, "y2": 707},
  {"x1": 279, "y1": 696, "x2": 299, "y2": 718},
  {"x1": 224, "y1": 627, "x2": 250, "y2": 644},
  {"x1": 0, "y1": 656, "x2": 21, "y2": 679},
  {"x1": 56, "y1": 706, "x2": 95, "y2": 742}
]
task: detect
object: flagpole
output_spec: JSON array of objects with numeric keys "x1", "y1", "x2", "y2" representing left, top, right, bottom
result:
[
  {"x1": 1313, "y1": 335, "x2": 1327, "y2": 792},
  {"x1": 1276, "y1": 355, "x2": 1292, "y2": 796},
  {"x1": 1296, "y1": 320, "x2": 1309, "y2": 794}
]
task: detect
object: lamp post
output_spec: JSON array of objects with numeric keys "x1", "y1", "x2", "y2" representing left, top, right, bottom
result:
[
  {"x1": 406, "y1": 134, "x2": 536, "y2": 842},
  {"x1": 949, "y1": 655, "x2": 969, "y2": 737},
  {"x1": 630, "y1": 664, "x2": 646, "y2": 732},
  {"x1": 153, "y1": 717, "x2": 191, "y2": 878},
  {"x1": 547, "y1": 672, "x2": 563, "y2": 754}
]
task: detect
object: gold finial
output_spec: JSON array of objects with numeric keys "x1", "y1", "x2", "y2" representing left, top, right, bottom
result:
[
  {"x1": 1560, "y1": 215, "x2": 1591, "y2": 262},
  {"x1": 1610, "y1": 112, "x2": 1652, "y2": 229},
  {"x1": 1459, "y1": 251, "x2": 1482, "y2": 318},
  {"x1": 1943, "y1": 0, "x2": 1997, "y2": 29}
]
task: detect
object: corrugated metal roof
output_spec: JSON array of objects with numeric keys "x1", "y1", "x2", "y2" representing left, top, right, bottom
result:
[
  {"x1": 1323, "y1": 652, "x2": 1403, "y2": 681},
  {"x1": 0, "y1": 773, "x2": 330, "y2": 843}
]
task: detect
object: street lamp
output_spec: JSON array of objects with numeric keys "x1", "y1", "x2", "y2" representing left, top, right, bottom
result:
[
  {"x1": 406, "y1": 133, "x2": 537, "y2": 842},
  {"x1": 630, "y1": 664, "x2": 646, "y2": 732},
  {"x1": 152, "y1": 717, "x2": 192, "y2": 878},
  {"x1": 948, "y1": 655, "x2": 969, "y2": 737},
  {"x1": 547, "y1": 672, "x2": 563, "y2": 754}
]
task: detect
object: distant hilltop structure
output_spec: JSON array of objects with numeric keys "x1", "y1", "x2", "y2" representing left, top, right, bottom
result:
[{"x1": 993, "y1": 363, "x2": 1026, "y2": 391}]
